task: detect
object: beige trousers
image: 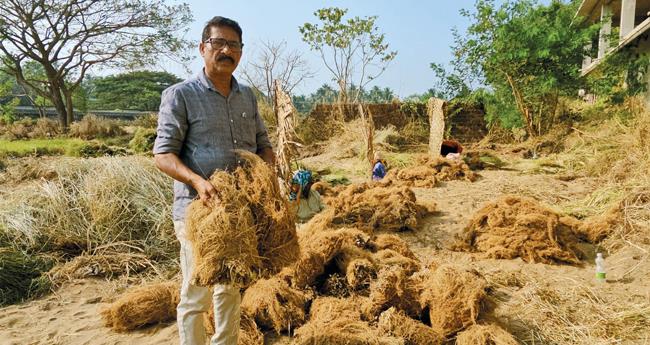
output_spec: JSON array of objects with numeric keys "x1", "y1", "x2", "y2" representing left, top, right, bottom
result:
[{"x1": 174, "y1": 221, "x2": 240, "y2": 345}]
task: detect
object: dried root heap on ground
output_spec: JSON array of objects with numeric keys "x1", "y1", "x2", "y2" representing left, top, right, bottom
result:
[
  {"x1": 453, "y1": 195, "x2": 619, "y2": 264},
  {"x1": 186, "y1": 151, "x2": 299, "y2": 287},
  {"x1": 303, "y1": 181, "x2": 436, "y2": 234},
  {"x1": 100, "y1": 226, "x2": 520, "y2": 344},
  {"x1": 386, "y1": 155, "x2": 479, "y2": 187}
]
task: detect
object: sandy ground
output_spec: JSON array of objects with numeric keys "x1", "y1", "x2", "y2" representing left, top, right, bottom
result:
[{"x1": 1, "y1": 166, "x2": 648, "y2": 344}]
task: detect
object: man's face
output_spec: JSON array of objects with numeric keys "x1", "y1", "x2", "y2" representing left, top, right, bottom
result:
[{"x1": 200, "y1": 25, "x2": 242, "y2": 76}]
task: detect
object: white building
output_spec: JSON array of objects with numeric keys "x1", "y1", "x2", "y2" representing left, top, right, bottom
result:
[{"x1": 578, "y1": 0, "x2": 650, "y2": 101}]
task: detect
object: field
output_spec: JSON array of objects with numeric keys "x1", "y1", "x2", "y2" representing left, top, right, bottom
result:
[{"x1": 0, "y1": 105, "x2": 648, "y2": 345}]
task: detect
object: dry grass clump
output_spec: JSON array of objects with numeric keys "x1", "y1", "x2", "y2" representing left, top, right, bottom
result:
[
  {"x1": 378, "y1": 307, "x2": 444, "y2": 345},
  {"x1": 69, "y1": 114, "x2": 125, "y2": 139},
  {"x1": 335, "y1": 245, "x2": 377, "y2": 291},
  {"x1": 362, "y1": 267, "x2": 422, "y2": 320},
  {"x1": 0, "y1": 156, "x2": 175, "y2": 260},
  {"x1": 240, "y1": 276, "x2": 310, "y2": 333},
  {"x1": 372, "y1": 249, "x2": 421, "y2": 276},
  {"x1": 100, "y1": 281, "x2": 179, "y2": 332},
  {"x1": 293, "y1": 297, "x2": 401, "y2": 345},
  {"x1": 304, "y1": 182, "x2": 435, "y2": 234},
  {"x1": 510, "y1": 281, "x2": 650, "y2": 344},
  {"x1": 455, "y1": 323, "x2": 519, "y2": 345},
  {"x1": 48, "y1": 251, "x2": 153, "y2": 285},
  {"x1": 204, "y1": 304, "x2": 266, "y2": 344},
  {"x1": 453, "y1": 195, "x2": 584, "y2": 265},
  {"x1": 233, "y1": 150, "x2": 299, "y2": 273},
  {"x1": 186, "y1": 171, "x2": 260, "y2": 287},
  {"x1": 186, "y1": 151, "x2": 299, "y2": 287},
  {"x1": 372, "y1": 234, "x2": 418, "y2": 261},
  {"x1": 418, "y1": 265, "x2": 487, "y2": 337},
  {"x1": 387, "y1": 155, "x2": 478, "y2": 187},
  {"x1": 0, "y1": 118, "x2": 61, "y2": 140}
]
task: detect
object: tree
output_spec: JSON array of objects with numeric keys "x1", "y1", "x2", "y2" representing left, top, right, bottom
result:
[
  {"x1": 0, "y1": 70, "x2": 19, "y2": 122},
  {"x1": 299, "y1": 7, "x2": 397, "y2": 103},
  {"x1": 438, "y1": 0, "x2": 598, "y2": 136},
  {"x1": 89, "y1": 70, "x2": 181, "y2": 111},
  {"x1": 241, "y1": 40, "x2": 313, "y2": 111},
  {"x1": 0, "y1": 0, "x2": 192, "y2": 128}
]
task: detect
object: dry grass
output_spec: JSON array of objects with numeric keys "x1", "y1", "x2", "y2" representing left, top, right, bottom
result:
[
  {"x1": 240, "y1": 276, "x2": 310, "y2": 333},
  {"x1": 69, "y1": 114, "x2": 125, "y2": 139},
  {"x1": 509, "y1": 281, "x2": 650, "y2": 344},
  {"x1": 0, "y1": 156, "x2": 175, "y2": 260},
  {"x1": 303, "y1": 182, "x2": 434, "y2": 234},
  {"x1": 378, "y1": 307, "x2": 444, "y2": 345},
  {"x1": 100, "y1": 281, "x2": 179, "y2": 332},
  {"x1": 418, "y1": 264, "x2": 487, "y2": 337},
  {"x1": 453, "y1": 195, "x2": 585, "y2": 265}
]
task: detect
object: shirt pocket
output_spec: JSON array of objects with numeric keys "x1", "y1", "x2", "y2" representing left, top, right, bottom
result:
[{"x1": 237, "y1": 106, "x2": 258, "y2": 147}]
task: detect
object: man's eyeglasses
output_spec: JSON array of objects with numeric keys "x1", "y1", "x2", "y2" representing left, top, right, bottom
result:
[{"x1": 204, "y1": 38, "x2": 244, "y2": 51}]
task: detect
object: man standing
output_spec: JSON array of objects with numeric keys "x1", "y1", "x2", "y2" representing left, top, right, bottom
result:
[{"x1": 153, "y1": 16, "x2": 274, "y2": 345}]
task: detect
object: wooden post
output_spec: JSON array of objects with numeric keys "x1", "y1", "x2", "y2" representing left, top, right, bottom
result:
[
  {"x1": 274, "y1": 80, "x2": 298, "y2": 184},
  {"x1": 358, "y1": 103, "x2": 374, "y2": 170},
  {"x1": 427, "y1": 97, "x2": 446, "y2": 158}
]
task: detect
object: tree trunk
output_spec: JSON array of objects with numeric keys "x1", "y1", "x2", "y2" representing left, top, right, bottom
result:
[
  {"x1": 427, "y1": 97, "x2": 446, "y2": 158},
  {"x1": 505, "y1": 73, "x2": 534, "y2": 137},
  {"x1": 64, "y1": 89, "x2": 74, "y2": 125},
  {"x1": 50, "y1": 87, "x2": 68, "y2": 129}
]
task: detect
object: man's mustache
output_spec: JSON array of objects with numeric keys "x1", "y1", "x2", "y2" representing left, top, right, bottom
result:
[{"x1": 216, "y1": 55, "x2": 235, "y2": 63}]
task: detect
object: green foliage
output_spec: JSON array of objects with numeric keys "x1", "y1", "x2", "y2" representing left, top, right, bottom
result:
[
  {"x1": 587, "y1": 47, "x2": 650, "y2": 103},
  {"x1": 0, "y1": 138, "x2": 87, "y2": 158},
  {"x1": 88, "y1": 71, "x2": 181, "y2": 111},
  {"x1": 0, "y1": 71, "x2": 18, "y2": 123},
  {"x1": 0, "y1": 0, "x2": 192, "y2": 128},
  {"x1": 300, "y1": 7, "x2": 397, "y2": 102},
  {"x1": 437, "y1": 0, "x2": 598, "y2": 135},
  {"x1": 293, "y1": 84, "x2": 395, "y2": 114},
  {"x1": 0, "y1": 248, "x2": 53, "y2": 306},
  {"x1": 129, "y1": 127, "x2": 157, "y2": 154}
]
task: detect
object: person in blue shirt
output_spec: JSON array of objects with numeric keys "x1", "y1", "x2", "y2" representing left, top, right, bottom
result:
[{"x1": 372, "y1": 152, "x2": 387, "y2": 181}]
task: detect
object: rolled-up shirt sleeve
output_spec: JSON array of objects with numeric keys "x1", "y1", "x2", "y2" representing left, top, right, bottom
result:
[
  {"x1": 252, "y1": 92, "x2": 273, "y2": 151},
  {"x1": 153, "y1": 86, "x2": 188, "y2": 155}
]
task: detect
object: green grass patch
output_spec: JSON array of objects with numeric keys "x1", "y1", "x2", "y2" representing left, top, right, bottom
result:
[
  {"x1": 0, "y1": 138, "x2": 87, "y2": 158},
  {"x1": 0, "y1": 248, "x2": 53, "y2": 306}
]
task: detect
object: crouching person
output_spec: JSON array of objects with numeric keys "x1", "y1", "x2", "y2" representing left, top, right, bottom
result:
[
  {"x1": 290, "y1": 169, "x2": 325, "y2": 222},
  {"x1": 153, "y1": 16, "x2": 274, "y2": 345}
]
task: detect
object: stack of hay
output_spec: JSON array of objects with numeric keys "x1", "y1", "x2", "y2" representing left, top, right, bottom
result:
[
  {"x1": 453, "y1": 195, "x2": 620, "y2": 264},
  {"x1": 186, "y1": 150, "x2": 300, "y2": 287},
  {"x1": 387, "y1": 155, "x2": 479, "y2": 187},
  {"x1": 303, "y1": 181, "x2": 436, "y2": 234},
  {"x1": 101, "y1": 228, "x2": 519, "y2": 344},
  {"x1": 100, "y1": 163, "x2": 522, "y2": 344}
]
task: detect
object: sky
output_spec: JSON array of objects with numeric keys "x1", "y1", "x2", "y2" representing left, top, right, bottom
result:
[{"x1": 163, "y1": 0, "x2": 486, "y2": 98}]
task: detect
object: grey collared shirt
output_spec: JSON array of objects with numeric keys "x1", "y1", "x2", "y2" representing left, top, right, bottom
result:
[{"x1": 153, "y1": 70, "x2": 272, "y2": 221}]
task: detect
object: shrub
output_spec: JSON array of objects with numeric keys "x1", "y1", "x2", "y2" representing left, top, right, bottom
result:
[
  {"x1": 69, "y1": 114, "x2": 125, "y2": 139},
  {"x1": 30, "y1": 118, "x2": 61, "y2": 138},
  {"x1": 129, "y1": 127, "x2": 157, "y2": 154},
  {"x1": 132, "y1": 112, "x2": 159, "y2": 129},
  {"x1": 0, "y1": 247, "x2": 53, "y2": 306}
]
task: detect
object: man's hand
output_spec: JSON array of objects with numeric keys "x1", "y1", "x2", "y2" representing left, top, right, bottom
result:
[
  {"x1": 191, "y1": 176, "x2": 219, "y2": 206},
  {"x1": 154, "y1": 153, "x2": 219, "y2": 206}
]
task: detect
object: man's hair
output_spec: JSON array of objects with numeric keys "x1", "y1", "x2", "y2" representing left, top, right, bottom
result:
[{"x1": 202, "y1": 16, "x2": 243, "y2": 42}]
